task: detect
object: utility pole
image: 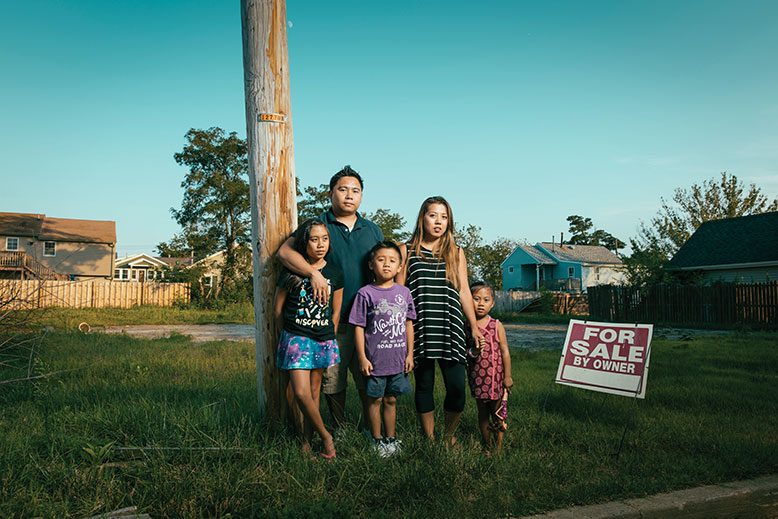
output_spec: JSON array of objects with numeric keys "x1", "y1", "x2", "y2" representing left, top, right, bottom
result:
[{"x1": 241, "y1": 0, "x2": 297, "y2": 419}]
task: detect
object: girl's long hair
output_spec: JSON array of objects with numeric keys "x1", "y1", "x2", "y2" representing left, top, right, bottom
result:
[{"x1": 407, "y1": 196, "x2": 460, "y2": 290}]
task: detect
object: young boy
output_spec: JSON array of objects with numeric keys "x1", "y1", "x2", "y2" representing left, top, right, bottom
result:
[{"x1": 349, "y1": 241, "x2": 416, "y2": 457}]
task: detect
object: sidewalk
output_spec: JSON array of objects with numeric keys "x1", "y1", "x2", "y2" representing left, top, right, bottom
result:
[{"x1": 521, "y1": 474, "x2": 778, "y2": 518}]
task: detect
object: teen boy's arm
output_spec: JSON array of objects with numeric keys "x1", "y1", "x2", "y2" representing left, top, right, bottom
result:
[{"x1": 277, "y1": 237, "x2": 329, "y2": 304}]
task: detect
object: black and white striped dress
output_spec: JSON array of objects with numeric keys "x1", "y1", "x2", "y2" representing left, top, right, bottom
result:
[{"x1": 406, "y1": 246, "x2": 467, "y2": 364}]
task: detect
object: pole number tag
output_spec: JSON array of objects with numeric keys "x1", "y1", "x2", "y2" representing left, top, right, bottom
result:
[{"x1": 258, "y1": 113, "x2": 286, "y2": 123}]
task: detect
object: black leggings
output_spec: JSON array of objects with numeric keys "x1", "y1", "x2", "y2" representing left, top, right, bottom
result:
[{"x1": 414, "y1": 358, "x2": 466, "y2": 414}]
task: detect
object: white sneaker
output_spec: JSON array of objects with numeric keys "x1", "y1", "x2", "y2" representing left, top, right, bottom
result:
[
  {"x1": 371, "y1": 438, "x2": 393, "y2": 458},
  {"x1": 382, "y1": 437, "x2": 401, "y2": 457}
]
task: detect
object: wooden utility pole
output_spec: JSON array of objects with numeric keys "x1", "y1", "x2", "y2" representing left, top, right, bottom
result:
[{"x1": 241, "y1": 0, "x2": 297, "y2": 419}]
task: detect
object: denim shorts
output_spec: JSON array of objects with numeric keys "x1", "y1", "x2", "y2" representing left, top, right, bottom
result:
[{"x1": 366, "y1": 372, "x2": 412, "y2": 398}]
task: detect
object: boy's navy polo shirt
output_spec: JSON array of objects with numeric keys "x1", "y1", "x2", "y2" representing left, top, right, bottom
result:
[{"x1": 317, "y1": 209, "x2": 383, "y2": 320}]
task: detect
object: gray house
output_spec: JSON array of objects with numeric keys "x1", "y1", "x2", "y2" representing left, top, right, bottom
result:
[{"x1": 665, "y1": 211, "x2": 778, "y2": 283}]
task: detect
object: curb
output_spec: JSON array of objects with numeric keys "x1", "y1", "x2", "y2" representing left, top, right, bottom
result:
[{"x1": 521, "y1": 474, "x2": 778, "y2": 518}]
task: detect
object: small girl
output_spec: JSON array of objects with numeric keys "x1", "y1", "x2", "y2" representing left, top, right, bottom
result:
[
  {"x1": 274, "y1": 219, "x2": 344, "y2": 459},
  {"x1": 467, "y1": 282, "x2": 513, "y2": 453},
  {"x1": 397, "y1": 196, "x2": 485, "y2": 445}
]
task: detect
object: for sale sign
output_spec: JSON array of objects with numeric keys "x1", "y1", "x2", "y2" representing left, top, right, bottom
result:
[{"x1": 555, "y1": 320, "x2": 653, "y2": 398}]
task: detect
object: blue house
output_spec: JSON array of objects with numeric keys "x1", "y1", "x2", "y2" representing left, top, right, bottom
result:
[{"x1": 502, "y1": 242, "x2": 626, "y2": 292}]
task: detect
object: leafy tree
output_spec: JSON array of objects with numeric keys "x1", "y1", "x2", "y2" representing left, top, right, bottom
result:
[
  {"x1": 637, "y1": 172, "x2": 778, "y2": 257},
  {"x1": 566, "y1": 215, "x2": 594, "y2": 244},
  {"x1": 566, "y1": 215, "x2": 625, "y2": 251},
  {"x1": 455, "y1": 224, "x2": 484, "y2": 254},
  {"x1": 171, "y1": 127, "x2": 250, "y2": 295},
  {"x1": 589, "y1": 229, "x2": 625, "y2": 251},
  {"x1": 628, "y1": 172, "x2": 778, "y2": 285},
  {"x1": 297, "y1": 182, "x2": 330, "y2": 222},
  {"x1": 295, "y1": 181, "x2": 409, "y2": 241},
  {"x1": 477, "y1": 237, "x2": 518, "y2": 290},
  {"x1": 454, "y1": 224, "x2": 516, "y2": 289},
  {"x1": 156, "y1": 228, "x2": 220, "y2": 260},
  {"x1": 365, "y1": 208, "x2": 409, "y2": 243}
]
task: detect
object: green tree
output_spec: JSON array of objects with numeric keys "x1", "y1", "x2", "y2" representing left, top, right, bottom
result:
[
  {"x1": 365, "y1": 208, "x2": 409, "y2": 243},
  {"x1": 171, "y1": 127, "x2": 250, "y2": 296},
  {"x1": 638, "y1": 172, "x2": 778, "y2": 257},
  {"x1": 589, "y1": 229, "x2": 626, "y2": 251},
  {"x1": 297, "y1": 181, "x2": 330, "y2": 222},
  {"x1": 156, "y1": 228, "x2": 220, "y2": 261},
  {"x1": 566, "y1": 215, "x2": 625, "y2": 251},
  {"x1": 455, "y1": 224, "x2": 484, "y2": 281},
  {"x1": 295, "y1": 182, "x2": 408, "y2": 242},
  {"x1": 477, "y1": 237, "x2": 518, "y2": 290},
  {"x1": 454, "y1": 224, "x2": 516, "y2": 289},
  {"x1": 566, "y1": 215, "x2": 593, "y2": 244},
  {"x1": 628, "y1": 172, "x2": 778, "y2": 285}
]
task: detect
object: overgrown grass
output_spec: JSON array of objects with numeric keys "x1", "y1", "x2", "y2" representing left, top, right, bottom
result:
[
  {"x1": 24, "y1": 302, "x2": 255, "y2": 329},
  {"x1": 1, "y1": 331, "x2": 776, "y2": 517}
]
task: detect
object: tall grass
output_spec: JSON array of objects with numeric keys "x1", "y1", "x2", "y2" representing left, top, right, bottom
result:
[{"x1": 1, "y1": 331, "x2": 776, "y2": 517}]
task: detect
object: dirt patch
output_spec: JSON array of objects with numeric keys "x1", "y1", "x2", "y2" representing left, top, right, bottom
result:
[
  {"x1": 102, "y1": 323, "x2": 735, "y2": 350},
  {"x1": 103, "y1": 324, "x2": 255, "y2": 343}
]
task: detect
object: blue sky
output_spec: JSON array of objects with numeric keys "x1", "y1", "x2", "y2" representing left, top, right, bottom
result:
[{"x1": 2, "y1": 1, "x2": 777, "y2": 257}]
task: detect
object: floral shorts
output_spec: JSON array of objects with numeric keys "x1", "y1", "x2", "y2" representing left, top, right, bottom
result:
[{"x1": 276, "y1": 330, "x2": 340, "y2": 370}]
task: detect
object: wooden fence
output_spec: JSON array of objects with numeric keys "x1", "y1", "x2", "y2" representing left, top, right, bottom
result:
[
  {"x1": 494, "y1": 290, "x2": 541, "y2": 313},
  {"x1": 588, "y1": 282, "x2": 778, "y2": 328},
  {"x1": 0, "y1": 280, "x2": 190, "y2": 309}
]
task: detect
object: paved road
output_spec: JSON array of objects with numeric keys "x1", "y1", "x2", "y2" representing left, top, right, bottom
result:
[{"x1": 102, "y1": 322, "x2": 730, "y2": 350}]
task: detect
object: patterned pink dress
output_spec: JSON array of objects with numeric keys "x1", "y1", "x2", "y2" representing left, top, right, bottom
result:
[{"x1": 468, "y1": 317, "x2": 504, "y2": 401}]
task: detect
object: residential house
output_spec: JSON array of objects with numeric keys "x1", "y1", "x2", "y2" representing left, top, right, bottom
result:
[
  {"x1": 189, "y1": 247, "x2": 253, "y2": 296},
  {"x1": 113, "y1": 254, "x2": 194, "y2": 282},
  {"x1": 190, "y1": 250, "x2": 229, "y2": 296},
  {"x1": 665, "y1": 211, "x2": 778, "y2": 283},
  {"x1": 502, "y1": 242, "x2": 626, "y2": 292},
  {"x1": 0, "y1": 212, "x2": 116, "y2": 280}
]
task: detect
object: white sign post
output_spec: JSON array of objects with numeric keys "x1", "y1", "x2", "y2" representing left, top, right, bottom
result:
[{"x1": 555, "y1": 319, "x2": 653, "y2": 398}]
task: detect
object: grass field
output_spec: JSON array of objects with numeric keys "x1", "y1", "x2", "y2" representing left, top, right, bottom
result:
[
  {"x1": 25, "y1": 303, "x2": 256, "y2": 329},
  {"x1": 26, "y1": 303, "x2": 575, "y2": 330},
  {"x1": 1, "y1": 329, "x2": 776, "y2": 517}
]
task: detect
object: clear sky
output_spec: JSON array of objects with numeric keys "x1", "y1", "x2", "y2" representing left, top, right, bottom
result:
[{"x1": 2, "y1": 1, "x2": 777, "y2": 257}]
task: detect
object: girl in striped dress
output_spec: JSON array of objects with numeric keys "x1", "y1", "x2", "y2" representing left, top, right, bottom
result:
[{"x1": 397, "y1": 196, "x2": 485, "y2": 445}]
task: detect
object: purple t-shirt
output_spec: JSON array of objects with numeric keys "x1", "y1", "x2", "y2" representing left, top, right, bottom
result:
[{"x1": 348, "y1": 284, "x2": 417, "y2": 376}]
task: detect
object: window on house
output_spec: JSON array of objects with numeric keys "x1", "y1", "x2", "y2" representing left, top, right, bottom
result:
[
  {"x1": 508, "y1": 266, "x2": 514, "y2": 273},
  {"x1": 6, "y1": 237, "x2": 19, "y2": 251},
  {"x1": 131, "y1": 269, "x2": 138, "y2": 280},
  {"x1": 119, "y1": 269, "x2": 128, "y2": 280},
  {"x1": 114, "y1": 269, "x2": 120, "y2": 279},
  {"x1": 204, "y1": 275, "x2": 214, "y2": 287},
  {"x1": 44, "y1": 241, "x2": 56, "y2": 257},
  {"x1": 568, "y1": 267, "x2": 575, "y2": 278}
]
